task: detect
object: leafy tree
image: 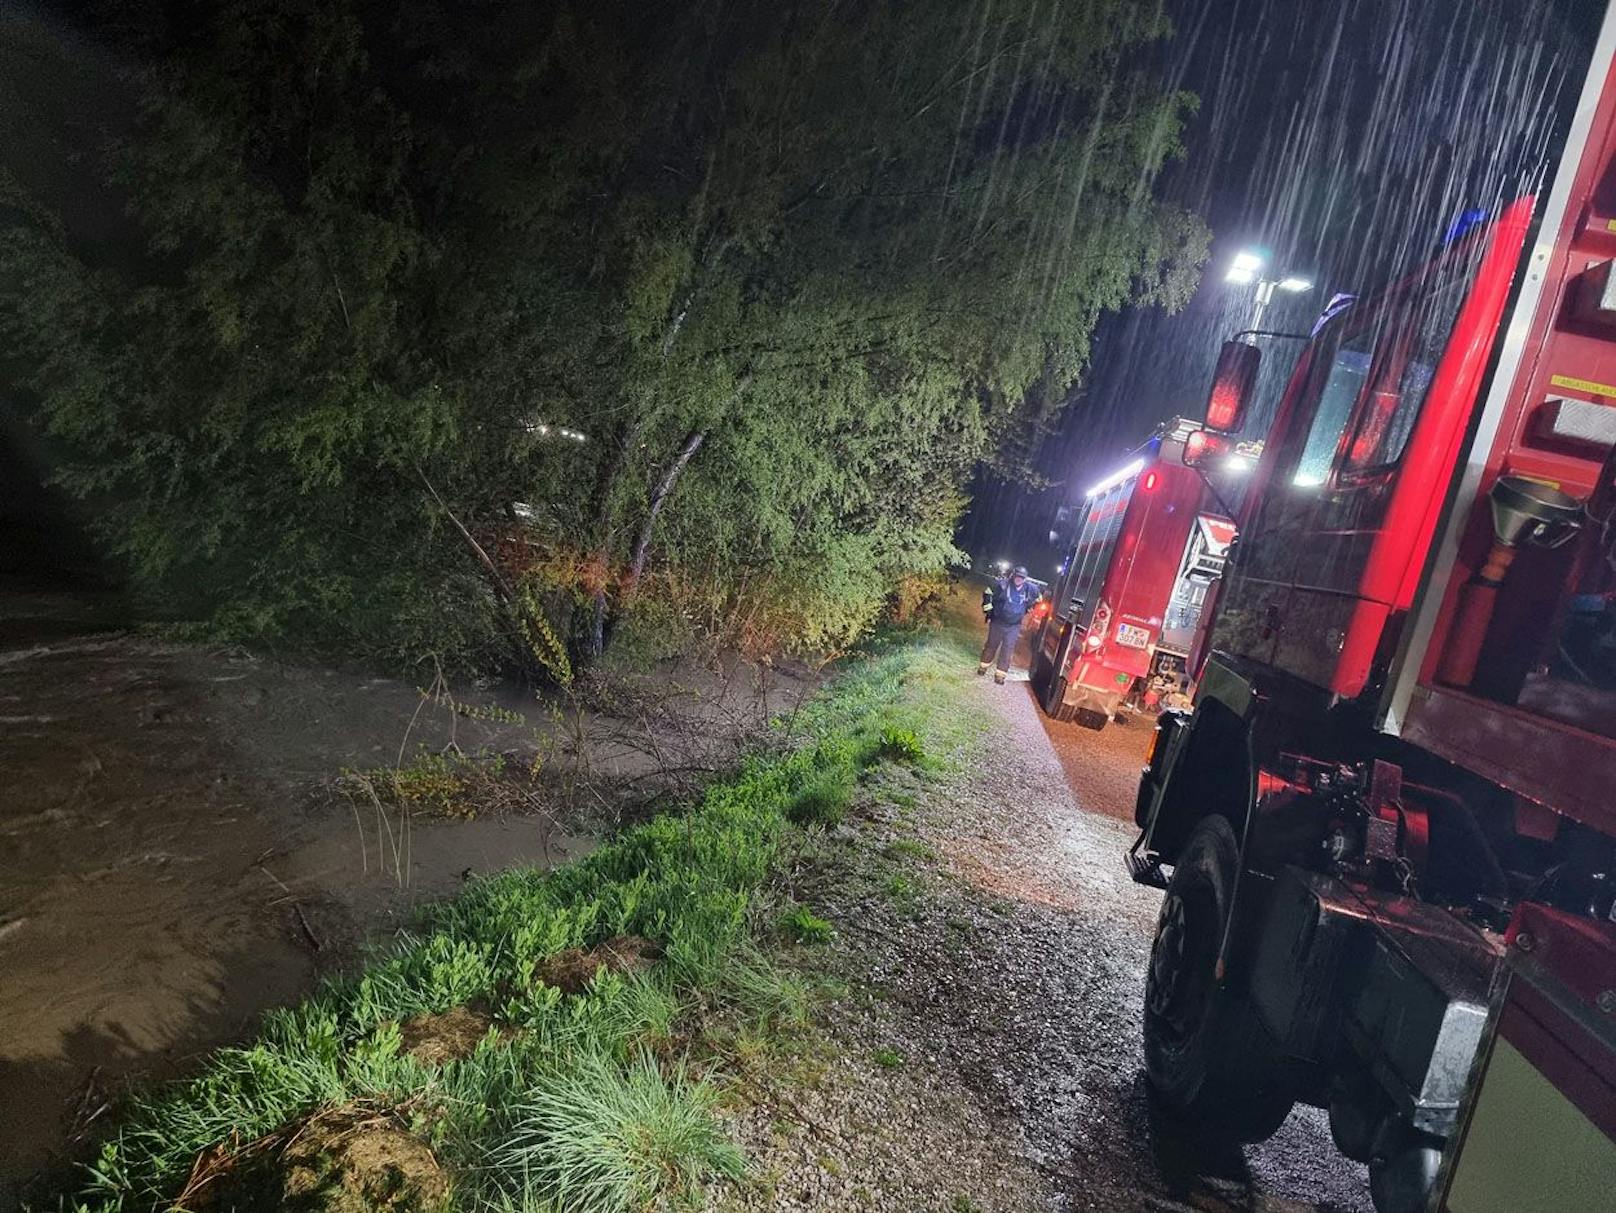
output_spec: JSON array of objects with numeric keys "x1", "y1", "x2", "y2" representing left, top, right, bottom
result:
[{"x1": 0, "y1": 0, "x2": 1208, "y2": 671}]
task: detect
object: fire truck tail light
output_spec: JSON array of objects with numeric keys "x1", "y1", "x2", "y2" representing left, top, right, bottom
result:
[
  {"x1": 1085, "y1": 632, "x2": 1103, "y2": 648},
  {"x1": 1142, "y1": 469, "x2": 1161, "y2": 492}
]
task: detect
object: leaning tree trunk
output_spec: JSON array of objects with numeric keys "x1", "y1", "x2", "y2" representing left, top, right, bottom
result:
[
  {"x1": 620, "y1": 428, "x2": 706, "y2": 604},
  {"x1": 603, "y1": 372, "x2": 750, "y2": 652}
]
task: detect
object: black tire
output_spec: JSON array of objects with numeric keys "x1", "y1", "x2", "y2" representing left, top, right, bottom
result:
[
  {"x1": 1041, "y1": 671, "x2": 1070, "y2": 720},
  {"x1": 1367, "y1": 1119, "x2": 1443, "y2": 1213},
  {"x1": 1143, "y1": 815, "x2": 1294, "y2": 1143},
  {"x1": 1029, "y1": 636, "x2": 1051, "y2": 694}
]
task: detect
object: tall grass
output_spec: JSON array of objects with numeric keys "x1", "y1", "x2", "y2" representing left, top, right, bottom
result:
[
  {"x1": 55, "y1": 634, "x2": 959, "y2": 1213},
  {"x1": 487, "y1": 1051, "x2": 744, "y2": 1212}
]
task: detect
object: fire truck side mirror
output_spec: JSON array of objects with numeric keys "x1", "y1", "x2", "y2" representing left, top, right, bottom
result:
[
  {"x1": 1182, "y1": 429, "x2": 1227, "y2": 468},
  {"x1": 1204, "y1": 340, "x2": 1261, "y2": 433}
]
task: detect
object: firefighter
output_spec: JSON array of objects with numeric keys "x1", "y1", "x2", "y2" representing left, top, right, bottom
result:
[{"x1": 978, "y1": 565, "x2": 1040, "y2": 685}]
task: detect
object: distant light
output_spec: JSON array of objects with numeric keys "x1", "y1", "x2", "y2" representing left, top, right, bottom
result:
[
  {"x1": 512, "y1": 501, "x2": 536, "y2": 519},
  {"x1": 1223, "y1": 455, "x2": 1253, "y2": 474},
  {"x1": 524, "y1": 419, "x2": 588, "y2": 442},
  {"x1": 1278, "y1": 277, "x2": 1313, "y2": 293},
  {"x1": 1085, "y1": 457, "x2": 1146, "y2": 498},
  {"x1": 1224, "y1": 267, "x2": 1257, "y2": 286},
  {"x1": 1293, "y1": 472, "x2": 1325, "y2": 488}
]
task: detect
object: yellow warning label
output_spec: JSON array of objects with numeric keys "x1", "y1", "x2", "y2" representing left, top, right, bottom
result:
[
  {"x1": 1606, "y1": 218, "x2": 1616, "y2": 233},
  {"x1": 1513, "y1": 473, "x2": 1564, "y2": 491},
  {"x1": 1549, "y1": 373, "x2": 1616, "y2": 399}
]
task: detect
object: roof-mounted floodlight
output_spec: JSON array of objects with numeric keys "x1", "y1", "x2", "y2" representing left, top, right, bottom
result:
[{"x1": 1225, "y1": 250, "x2": 1265, "y2": 285}]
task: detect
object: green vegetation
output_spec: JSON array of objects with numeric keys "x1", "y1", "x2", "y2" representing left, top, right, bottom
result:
[
  {"x1": 871, "y1": 1048, "x2": 905, "y2": 1070},
  {"x1": 342, "y1": 747, "x2": 522, "y2": 821},
  {"x1": 785, "y1": 774, "x2": 853, "y2": 829},
  {"x1": 885, "y1": 839, "x2": 937, "y2": 863},
  {"x1": 488, "y1": 1052, "x2": 745, "y2": 1211},
  {"x1": 875, "y1": 726, "x2": 927, "y2": 765},
  {"x1": 52, "y1": 633, "x2": 961, "y2": 1212},
  {"x1": 779, "y1": 907, "x2": 835, "y2": 946},
  {"x1": 1, "y1": 0, "x2": 1207, "y2": 674}
]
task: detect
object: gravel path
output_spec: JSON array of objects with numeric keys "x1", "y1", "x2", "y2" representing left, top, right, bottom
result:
[{"x1": 726, "y1": 648, "x2": 1375, "y2": 1212}]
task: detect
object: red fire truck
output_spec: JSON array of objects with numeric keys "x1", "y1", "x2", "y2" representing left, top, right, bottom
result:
[
  {"x1": 1130, "y1": 20, "x2": 1616, "y2": 1213},
  {"x1": 1032, "y1": 419, "x2": 1241, "y2": 729}
]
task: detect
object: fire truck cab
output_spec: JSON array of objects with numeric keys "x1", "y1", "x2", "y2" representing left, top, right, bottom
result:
[
  {"x1": 1033, "y1": 420, "x2": 1237, "y2": 730},
  {"x1": 1129, "y1": 20, "x2": 1616, "y2": 1213}
]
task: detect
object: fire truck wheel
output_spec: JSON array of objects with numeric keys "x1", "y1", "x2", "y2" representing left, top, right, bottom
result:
[
  {"x1": 1029, "y1": 644, "x2": 1050, "y2": 690},
  {"x1": 1041, "y1": 673, "x2": 1071, "y2": 721},
  {"x1": 1143, "y1": 814, "x2": 1294, "y2": 1144},
  {"x1": 1367, "y1": 1118, "x2": 1442, "y2": 1213}
]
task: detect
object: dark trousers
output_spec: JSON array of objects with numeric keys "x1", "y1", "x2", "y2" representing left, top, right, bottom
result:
[{"x1": 980, "y1": 620, "x2": 1020, "y2": 673}]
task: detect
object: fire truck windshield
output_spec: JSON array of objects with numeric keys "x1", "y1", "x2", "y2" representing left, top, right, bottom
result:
[{"x1": 1295, "y1": 333, "x2": 1372, "y2": 486}]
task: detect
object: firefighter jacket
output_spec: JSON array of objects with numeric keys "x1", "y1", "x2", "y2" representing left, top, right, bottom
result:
[{"x1": 986, "y1": 578, "x2": 1039, "y2": 626}]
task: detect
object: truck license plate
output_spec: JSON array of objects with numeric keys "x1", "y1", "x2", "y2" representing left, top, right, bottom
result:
[{"x1": 1115, "y1": 623, "x2": 1150, "y2": 649}]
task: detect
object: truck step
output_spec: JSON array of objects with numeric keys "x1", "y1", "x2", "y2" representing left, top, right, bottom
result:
[{"x1": 1126, "y1": 849, "x2": 1169, "y2": 888}]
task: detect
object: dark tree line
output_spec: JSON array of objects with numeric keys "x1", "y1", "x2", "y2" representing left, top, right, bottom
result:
[{"x1": 1, "y1": 0, "x2": 1208, "y2": 674}]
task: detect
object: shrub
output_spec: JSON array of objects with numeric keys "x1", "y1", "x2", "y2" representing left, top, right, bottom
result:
[
  {"x1": 598, "y1": 594, "x2": 697, "y2": 673},
  {"x1": 890, "y1": 573, "x2": 951, "y2": 625}
]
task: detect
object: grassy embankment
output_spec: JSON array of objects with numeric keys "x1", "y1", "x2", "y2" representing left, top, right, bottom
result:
[{"x1": 55, "y1": 622, "x2": 988, "y2": 1213}]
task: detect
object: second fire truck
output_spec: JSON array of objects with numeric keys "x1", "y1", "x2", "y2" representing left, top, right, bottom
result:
[{"x1": 1033, "y1": 419, "x2": 1248, "y2": 729}]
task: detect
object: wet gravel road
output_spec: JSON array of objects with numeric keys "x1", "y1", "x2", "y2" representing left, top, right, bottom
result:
[
  {"x1": 741, "y1": 652, "x2": 1376, "y2": 1211},
  {"x1": 922, "y1": 670, "x2": 1373, "y2": 1210}
]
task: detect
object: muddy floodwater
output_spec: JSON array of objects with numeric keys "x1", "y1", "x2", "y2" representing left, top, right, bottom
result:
[{"x1": 0, "y1": 594, "x2": 807, "y2": 1208}]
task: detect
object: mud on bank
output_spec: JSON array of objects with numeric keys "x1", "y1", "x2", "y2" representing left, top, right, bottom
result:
[{"x1": 0, "y1": 606, "x2": 812, "y2": 1208}]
